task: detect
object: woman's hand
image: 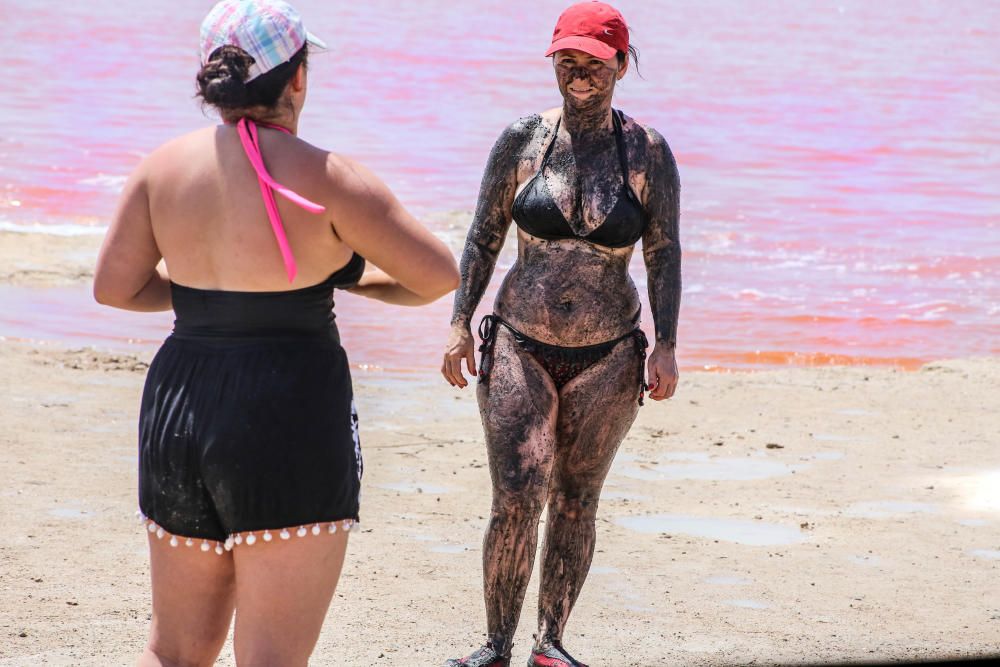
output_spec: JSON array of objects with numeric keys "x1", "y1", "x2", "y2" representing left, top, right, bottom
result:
[
  {"x1": 442, "y1": 324, "x2": 477, "y2": 388},
  {"x1": 646, "y1": 343, "x2": 679, "y2": 400}
]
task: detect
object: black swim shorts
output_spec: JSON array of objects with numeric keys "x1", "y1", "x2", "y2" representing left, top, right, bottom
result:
[{"x1": 137, "y1": 335, "x2": 362, "y2": 548}]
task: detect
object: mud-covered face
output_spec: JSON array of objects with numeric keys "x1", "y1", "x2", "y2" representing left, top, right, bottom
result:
[{"x1": 552, "y1": 48, "x2": 626, "y2": 108}]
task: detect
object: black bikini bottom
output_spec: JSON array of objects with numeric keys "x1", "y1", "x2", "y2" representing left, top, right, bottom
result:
[{"x1": 478, "y1": 314, "x2": 649, "y2": 405}]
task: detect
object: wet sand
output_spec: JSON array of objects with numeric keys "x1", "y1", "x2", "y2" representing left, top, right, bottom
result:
[
  {"x1": 0, "y1": 231, "x2": 102, "y2": 287},
  {"x1": 3, "y1": 345, "x2": 1000, "y2": 666},
  {"x1": 1, "y1": 231, "x2": 999, "y2": 665}
]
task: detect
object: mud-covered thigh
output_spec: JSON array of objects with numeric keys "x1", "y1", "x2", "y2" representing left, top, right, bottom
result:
[
  {"x1": 553, "y1": 337, "x2": 642, "y2": 492},
  {"x1": 478, "y1": 327, "x2": 559, "y2": 498}
]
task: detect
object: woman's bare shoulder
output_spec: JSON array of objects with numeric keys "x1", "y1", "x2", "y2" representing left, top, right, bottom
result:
[
  {"x1": 321, "y1": 150, "x2": 379, "y2": 193},
  {"x1": 490, "y1": 110, "x2": 562, "y2": 164},
  {"x1": 617, "y1": 112, "x2": 670, "y2": 151},
  {"x1": 145, "y1": 126, "x2": 217, "y2": 162},
  {"x1": 618, "y1": 112, "x2": 677, "y2": 175},
  {"x1": 498, "y1": 112, "x2": 551, "y2": 149}
]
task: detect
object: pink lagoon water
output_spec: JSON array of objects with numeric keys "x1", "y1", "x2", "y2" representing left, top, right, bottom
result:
[{"x1": 1, "y1": 0, "x2": 998, "y2": 372}]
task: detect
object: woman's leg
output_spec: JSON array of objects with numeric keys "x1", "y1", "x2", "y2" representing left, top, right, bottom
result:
[
  {"x1": 477, "y1": 328, "x2": 560, "y2": 658},
  {"x1": 140, "y1": 534, "x2": 236, "y2": 667},
  {"x1": 231, "y1": 530, "x2": 350, "y2": 667},
  {"x1": 535, "y1": 339, "x2": 641, "y2": 651}
]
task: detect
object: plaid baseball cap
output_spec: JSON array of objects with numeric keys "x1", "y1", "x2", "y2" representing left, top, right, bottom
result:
[{"x1": 200, "y1": 0, "x2": 327, "y2": 82}]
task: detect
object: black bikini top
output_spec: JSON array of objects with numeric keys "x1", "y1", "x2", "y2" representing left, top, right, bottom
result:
[{"x1": 512, "y1": 110, "x2": 647, "y2": 249}]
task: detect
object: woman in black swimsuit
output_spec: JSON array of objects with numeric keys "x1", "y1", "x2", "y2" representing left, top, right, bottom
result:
[
  {"x1": 94, "y1": 1, "x2": 457, "y2": 665},
  {"x1": 440, "y1": 3, "x2": 681, "y2": 666}
]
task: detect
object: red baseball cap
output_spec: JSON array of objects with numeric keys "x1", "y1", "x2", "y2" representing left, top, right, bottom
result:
[{"x1": 545, "y1": 1, "x2": 630, "y2": 61}]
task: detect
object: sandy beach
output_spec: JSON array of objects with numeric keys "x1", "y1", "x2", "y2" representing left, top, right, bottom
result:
[{"x1": 1, "y1": 231, "x2": 999, "y2": 666}]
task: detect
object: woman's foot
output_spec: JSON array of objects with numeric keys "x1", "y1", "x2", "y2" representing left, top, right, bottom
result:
[
  {"x1": 527, "y1": 642, "x2": 588, "y2": 667},
  {"x1": 444, "y1": 642, "x2": 510, "y2": 667}
]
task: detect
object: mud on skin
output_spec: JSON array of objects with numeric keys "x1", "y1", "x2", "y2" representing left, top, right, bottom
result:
[
  {"x1": 450, "y1": 52, "x2": 681, "y2": 658},
  {"x1": 477, "y1": 329, "x2": 557, "y2": 656}
]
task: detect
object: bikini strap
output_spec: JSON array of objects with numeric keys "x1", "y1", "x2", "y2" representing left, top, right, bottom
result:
[
  {"x1": 613, "y1": 109, "x2": 643, "y2": 206},
  {"x1": 235, "y1": 117, "x2": 327, "y2": 283},
  {"x1": 478, "y1": 314, "x2": 499, "y2": 354},
  {"x1": 478, "y1": 314, "x2": 531, "y2": 382},
  {"x1": 632, "y1": 327, "x2": 649, "y2": 405},
  {"x1": 477, "y1": 314, "x2": 502, "y2": 382},
  {"x1": 537, "y1": 115, "x2": 562, "y2": 171}
]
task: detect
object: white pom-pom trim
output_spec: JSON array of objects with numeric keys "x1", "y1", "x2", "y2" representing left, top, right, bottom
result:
[
  {"x1": 140, "y1": 516, "x2": 228, "y2": 555},
  {"x1": 139, "y1": 513, "x2": 359, "y2": 556}
]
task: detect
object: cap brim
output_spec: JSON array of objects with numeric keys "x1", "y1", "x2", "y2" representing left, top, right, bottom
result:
[
  {"x1": 545, "y1": 36, "x2": 617, "y2": 60},
  {"x1": 306, "y1": 31, "x2": 328, "y2": 50}
]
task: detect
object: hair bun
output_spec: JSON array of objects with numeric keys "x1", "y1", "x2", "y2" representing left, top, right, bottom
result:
[
  {"x1": 197, "y1": 46, "x2": 255, "y2": 107},
  {"x1": 195, "y1": 43, "x2": 308, "y2": 114}
]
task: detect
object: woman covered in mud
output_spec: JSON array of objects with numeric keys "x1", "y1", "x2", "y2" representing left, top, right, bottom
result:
[{"x1": 440, "y1": 2, "x2": 681, "y2": 666}]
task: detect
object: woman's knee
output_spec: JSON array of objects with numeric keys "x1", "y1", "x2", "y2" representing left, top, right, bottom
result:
[
  {"x1": 491, "y1": 476, "x2": 549, "y2": 521},
  {"x1": 547, "y1": 489, "x2": 600, "y2": 522},
  {"x1": 234, "y1": 643, "x2": 308, "y2": 667},
  {"x1": 141, "y1": 642, "x2": 221, "y2": 667}
]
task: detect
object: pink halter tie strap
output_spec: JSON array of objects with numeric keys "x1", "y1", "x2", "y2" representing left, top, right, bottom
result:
[{"x1": 235, "y1": 117, "x2": 326, "y2": 282}]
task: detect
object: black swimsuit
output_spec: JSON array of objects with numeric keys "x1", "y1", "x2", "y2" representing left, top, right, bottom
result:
[
  {"x1": 138, "y1": 254, "x2": 366, "y2": 547},
  {"x1": 480, "y1": 110, "x2": 649, "y2": 403},
  {"x1": 511, "y1": 109, "x2": 645, "y2": 248}
]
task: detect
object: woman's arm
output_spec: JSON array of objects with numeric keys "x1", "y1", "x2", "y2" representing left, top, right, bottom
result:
[
  {"x1": 347, "y1": 267, "x2": 437, "y2": 306},
  {"x1": 442, "y1": 117, "x2": 537, "y2": 387},
  {"x1": 451, "y1": 118, "x2": 537, "y2": 328},
  {"x1": 640, "y1": 128, "x2": 682, "y2": 400},
  {"x1": 93, "y1": 162, "x2": 172, "y2": 312},
  {"x1": 322, "y1": 155, "x2": 458, "y2": 301}
]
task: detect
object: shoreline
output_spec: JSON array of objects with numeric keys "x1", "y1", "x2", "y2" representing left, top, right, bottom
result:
[
  {"x1": 2, "y1": 339, "x2": 998, "y2": 665},
  {"x1": 0, "y1": 228, "x2": 976, "y2": 374}
]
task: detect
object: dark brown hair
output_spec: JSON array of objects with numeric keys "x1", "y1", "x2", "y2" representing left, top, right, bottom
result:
[
  {"x1": 619, "y1": 44, "x2": 641, "y2": 77},
  {"x1": 196, "y1": 44, "x2": 309, "y2": 111}
]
